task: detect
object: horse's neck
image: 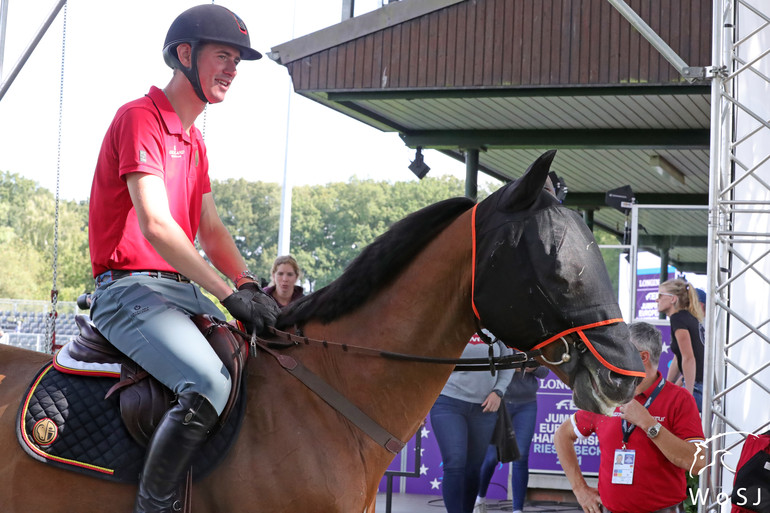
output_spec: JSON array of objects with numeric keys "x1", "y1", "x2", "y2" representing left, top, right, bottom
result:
[
  {"x1": 331, "y1": 208, "x2": 473, "y2": 351},
  {"x1": 304, "y1": 210, "x2": 477, "y2": 438}
]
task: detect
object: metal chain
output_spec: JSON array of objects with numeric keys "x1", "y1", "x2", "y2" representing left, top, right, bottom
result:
[
  {"x1": 199, "y1": 0, "x2": 215, "y2": 138},
  {"x1": 45, "y1": 2, "x2": 66, "y2": 354},
  {"x1": 201, "y1": 104, "x2": 207, "y2": 140}
]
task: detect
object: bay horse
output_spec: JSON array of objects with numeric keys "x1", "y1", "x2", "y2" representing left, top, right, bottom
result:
[{"x1": 0, "y1": 150, "x2": 643, "y2": 512}]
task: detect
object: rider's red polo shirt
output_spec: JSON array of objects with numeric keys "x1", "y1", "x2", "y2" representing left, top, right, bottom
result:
[
  {"x1": 572, "y1": 373, "x2": 704, "y2": 513},
  {"x1": 89, "y1": 86, "x2": 211, "y2": 277}
]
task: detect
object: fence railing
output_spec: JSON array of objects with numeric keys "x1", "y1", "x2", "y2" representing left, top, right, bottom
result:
[
  {"x1": 0, "y1": 332, "x2": 78, "y2": 353},
  {"x1": 0, "y1": 298, "x2": 81, "y2": 316}
]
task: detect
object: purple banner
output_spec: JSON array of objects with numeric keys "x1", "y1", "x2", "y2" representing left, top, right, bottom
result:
[{"x1": 530, "y1": 373, "x2": 600, "y2": 473}]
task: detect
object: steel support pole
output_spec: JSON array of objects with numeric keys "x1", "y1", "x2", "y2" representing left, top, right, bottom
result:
[
  {"x1": 702, "y1": 0, "x2": 770, "y2": 511},
  {"x1": 341, "y1": 0, "x2": 354, "y2": 21},
  {"x1": 605, "y1": 0, "x2": 702, "y2": 81},
  {"x1": 0, "y1": 0, "x2": 66, "y2": 102},
  {"x1": 0, "y1": 0, "x2": 10, "y2": 78},
  {"x1": 465, "y1": 149, "x2": 479, "y2": 201}
]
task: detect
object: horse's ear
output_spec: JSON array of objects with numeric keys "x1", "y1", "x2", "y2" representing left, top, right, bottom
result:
[{"x1": 497, "y1": 150, "x2": 557, "y2": 210}]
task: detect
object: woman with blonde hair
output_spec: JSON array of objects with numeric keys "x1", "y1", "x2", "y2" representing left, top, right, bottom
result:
[
  {"x1": 657, "y1": 278, "x2": 705, "y2": 412},
  {"x1": 264, "y1": 255, "x2": 304, "y2": 308}
]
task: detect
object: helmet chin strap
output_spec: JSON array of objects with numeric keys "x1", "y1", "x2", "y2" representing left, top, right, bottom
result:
[{"x1": 179, "y1": 43, "x2": 209, "y2": 104}]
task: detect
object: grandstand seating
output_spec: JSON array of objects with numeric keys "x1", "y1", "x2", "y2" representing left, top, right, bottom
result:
[
  {"x1": 0, "y1": 310, "x2": 82, "y2": 340},
  {"x1": 1, "y1": 299, "x2": 86, "y2": 353}
]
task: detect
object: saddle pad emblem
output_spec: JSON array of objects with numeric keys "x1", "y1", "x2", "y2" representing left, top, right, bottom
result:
[{"x1": 32, "y1": 418, "x2": 58, "y2": 446}]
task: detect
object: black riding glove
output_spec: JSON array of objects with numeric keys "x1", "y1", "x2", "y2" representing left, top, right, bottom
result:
[{"x1": 222, "y1": 282, "x2": 280, "y2": 335}]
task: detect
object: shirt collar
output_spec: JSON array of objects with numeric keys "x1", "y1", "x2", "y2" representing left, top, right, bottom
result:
[
  {"x1": 636, "y1": 371, "x2": 663, "y2": 402},
  {"x1": 146, "y1": 86, "x2": 190, "y2": 142}
]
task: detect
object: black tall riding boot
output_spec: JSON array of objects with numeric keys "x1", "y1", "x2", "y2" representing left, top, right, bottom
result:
[{"x1": 134, "y1": 391, "x2": 219, "y2": 513}]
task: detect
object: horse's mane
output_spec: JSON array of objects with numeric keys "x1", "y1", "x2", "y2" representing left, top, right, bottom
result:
[{"x1": 277, "y1": 196, "x2": 475, "y2": 327}]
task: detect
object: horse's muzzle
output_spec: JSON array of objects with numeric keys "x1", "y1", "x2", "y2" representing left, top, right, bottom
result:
[{"x1": 572, "y1": 365, "x2": 641, "y2": 415}]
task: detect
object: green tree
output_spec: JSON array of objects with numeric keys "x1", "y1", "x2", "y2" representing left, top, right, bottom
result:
[
  {"x1": 1, "y1": 172, "x2": 498, "y2": 299},
  {"x1": 290, "y1": 175, "x2": 472, "y2": 289},
  {"x1": 0, "y1": 172, "x2": 91, "y2": 301},
  {"x1": 0, "y1": 226, "x2": 49, "y2": 299},
  {"x1": 594, "y1": 227, "x2": 623, "y2": 299},
  {"x1": 55, "y1": 200, "x2": 91, "y2": 300},
  {"x1": 209, "y1": 178, "x2": 281, "y2": 282}
]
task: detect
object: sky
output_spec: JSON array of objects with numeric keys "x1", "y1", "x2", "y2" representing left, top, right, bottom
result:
[{"x1": 0, "y1": 0, "x2": 497, "y2": 202}]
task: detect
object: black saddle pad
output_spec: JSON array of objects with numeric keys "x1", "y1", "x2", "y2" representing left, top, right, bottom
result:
[{"x1": 16, "y1": 363, "x2": 246, "y2": 484}]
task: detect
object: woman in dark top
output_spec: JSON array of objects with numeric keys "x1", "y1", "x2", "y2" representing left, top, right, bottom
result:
[
  {"x1": 657, "y1": 278, "x2": 705, "y2": 412},
  {"x1": 263, "y1": 255, "x2": 305, "y2": 308}
]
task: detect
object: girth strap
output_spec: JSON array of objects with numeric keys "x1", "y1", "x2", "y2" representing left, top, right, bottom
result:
[{"x1": 257, "y1": 340, "x2": 406, "y2": 454}]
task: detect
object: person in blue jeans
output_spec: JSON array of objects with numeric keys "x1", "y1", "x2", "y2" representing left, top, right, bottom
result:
[
  {"x1": 475, "y1": 361, "x2": 549, "y2": 513},
  {"x1": 430, "y1": 334, "x2": 514, "y2": 513}
]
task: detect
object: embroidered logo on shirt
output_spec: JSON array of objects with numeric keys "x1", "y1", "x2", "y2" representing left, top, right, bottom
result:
[
  {"x1": 169, "y1": 145, "x2": 185, "y2": 159},
  {"x1": 139, "y1": 150, "x2": 147, "y2": 163}
]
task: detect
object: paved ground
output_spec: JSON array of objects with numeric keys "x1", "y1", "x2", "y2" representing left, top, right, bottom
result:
[{"x1": 374, "y1": 493, "x2": 583, "y2": 513}]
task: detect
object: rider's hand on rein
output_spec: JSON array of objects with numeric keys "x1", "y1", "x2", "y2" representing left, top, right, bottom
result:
[{"x1": 222, "y1": 282, "x2": 280, "y2": 335}]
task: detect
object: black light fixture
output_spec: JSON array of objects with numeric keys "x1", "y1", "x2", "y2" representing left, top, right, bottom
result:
[
  {"x1": 605, "y1": 185, "x2": 635, "y2": 215},
  {"x1": 605, "y1": 185, "x2": 635, "y2": 245},
  {"x1": 408, "y1": 147, "x2": 430, "y2": 179}
]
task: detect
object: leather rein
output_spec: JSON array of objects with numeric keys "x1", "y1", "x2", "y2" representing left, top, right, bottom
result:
[
  {"x1": 238, "y1": 320, "x2": 616, "y2": 456},
  {"x1": 234, "y1": 324, "x2": 542, "y2": 456},
  {"x1": 259, "y1": 325, "x2": 542, "y2": 371}
]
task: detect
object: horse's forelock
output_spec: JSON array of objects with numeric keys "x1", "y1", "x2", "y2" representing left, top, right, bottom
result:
[{"x1": 277, "y1": 197, "x2": 475, "y2": 327}]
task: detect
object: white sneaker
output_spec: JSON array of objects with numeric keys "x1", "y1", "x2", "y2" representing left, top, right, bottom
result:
[{"x1": 473, "y1": 501, "x2": 488, "y2": 513}]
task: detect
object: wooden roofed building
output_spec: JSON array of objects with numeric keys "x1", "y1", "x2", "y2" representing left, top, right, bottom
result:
[{"x1": 270, "y1": 0, "x2": 712, "y2": 274}]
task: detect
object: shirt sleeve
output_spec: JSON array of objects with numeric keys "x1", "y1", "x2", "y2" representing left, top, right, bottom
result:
[
  {"x1": 572, "y1": 411, "x2": 596, "y2": 440},
  {"x1": 667, "y1": 388, "x2": 705, "y2": 442},
  {"x1": 114, "y1": 106, "x2": 166, "y2": 180}
]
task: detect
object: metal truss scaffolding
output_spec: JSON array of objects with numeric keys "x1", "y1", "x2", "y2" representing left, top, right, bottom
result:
[{"x1": 703, "y1": 0, "x2": 770, "y2": 511}]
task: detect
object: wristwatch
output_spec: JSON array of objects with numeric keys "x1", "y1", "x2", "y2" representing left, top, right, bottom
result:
[
  {"x1": 234, "y1": 270, "x2": 257, "y2": 286},
  {"x1": 646, "y1": 422, "x2": 662, "y2": 439},
  {"x1": 492, "y1": 389, "x2": 504, "y2": 398}
]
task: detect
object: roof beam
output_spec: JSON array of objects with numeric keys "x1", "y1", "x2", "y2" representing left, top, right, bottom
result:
[
  {"x1": 400, "y1": 129, "x2": 709, "y2": 150},
  {"x1": 638, "y1": 235, "x2": 708, "y2": 247},
  {"x1": 326, "y1": 85, "x2": 710, "y2": 101},
  {"x1": 269, "y1": 0, "x2": 464, "y2": 64},
  {"x1": 564, "y1": 192, "x2": 708, "y2": 208}
]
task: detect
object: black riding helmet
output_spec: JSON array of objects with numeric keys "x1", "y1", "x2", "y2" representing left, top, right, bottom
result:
[{"x1": 163, "y1": 4, "x2": 262, "y2": 103}]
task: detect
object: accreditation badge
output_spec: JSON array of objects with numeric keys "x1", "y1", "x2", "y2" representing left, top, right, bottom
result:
[{"x1": 611, "y1": 449, "x2": 635, "y2": 484}]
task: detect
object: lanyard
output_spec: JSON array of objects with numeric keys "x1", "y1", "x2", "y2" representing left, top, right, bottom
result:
[{"x1": 621, "y1": 378, "x2": 665, "y2": 447}]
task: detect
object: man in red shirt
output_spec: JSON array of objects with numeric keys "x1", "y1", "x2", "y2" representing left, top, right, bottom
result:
[
  {"x1": 87, "y1": 5, "x2": 279, "y2": 513},
  {"x1": 554, "y1": 322, "x2": 705, "y2": 513}
]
